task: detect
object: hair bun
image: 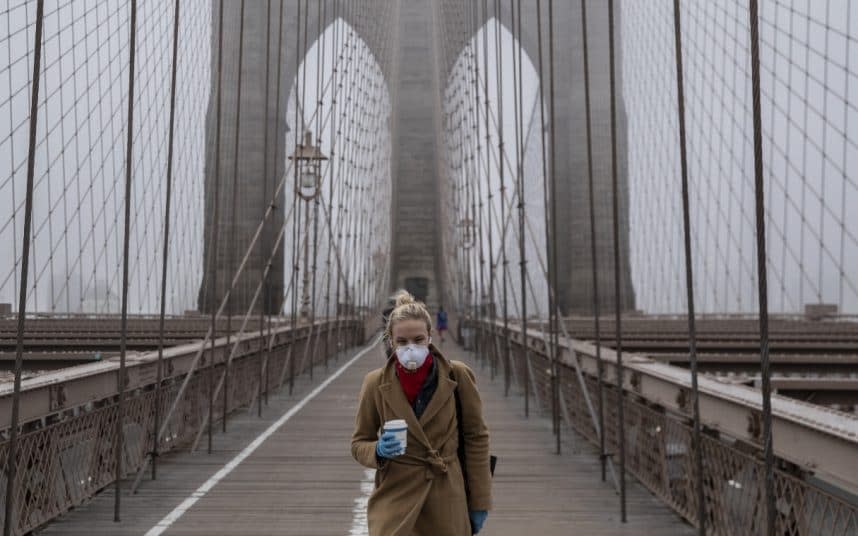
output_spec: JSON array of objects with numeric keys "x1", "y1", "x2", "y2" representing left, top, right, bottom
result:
[{"x1": 394, "y1": 290, "x2": 416, "y2": 308}]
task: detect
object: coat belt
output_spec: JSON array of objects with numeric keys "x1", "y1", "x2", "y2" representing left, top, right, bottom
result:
[{"x1": 395, "y1": 449, "x2": 458, "y2": 480}]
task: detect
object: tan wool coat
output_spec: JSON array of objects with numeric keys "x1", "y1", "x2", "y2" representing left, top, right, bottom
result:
[{"x1": 351, "y1": 346, "x2": 492, "y2": 536}]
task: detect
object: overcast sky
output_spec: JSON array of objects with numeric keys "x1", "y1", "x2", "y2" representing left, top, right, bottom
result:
[{"x1": 0, "y1": 1, "x2": 855, "y2": 316}]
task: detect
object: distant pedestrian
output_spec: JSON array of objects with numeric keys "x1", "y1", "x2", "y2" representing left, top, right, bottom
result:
[
  {"x1": 436, "y1": 306, "x2": 448, "y2": 343},
  {"x1": 351, "y1": 290, "x2": 492, "y2": 535}
]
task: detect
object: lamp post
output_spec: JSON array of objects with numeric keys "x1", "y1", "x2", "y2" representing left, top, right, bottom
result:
[{"x1": 289, "y1": 130, "x2": 327, "y2": 320}]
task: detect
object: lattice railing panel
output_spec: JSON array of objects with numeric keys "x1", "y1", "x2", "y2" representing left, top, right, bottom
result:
[
  {"x1": 0, "y1": 323, "x2": 361, "y2": 535},
  {"x1": 478, "y1": 323, "x2": 858, "y2": 535}
]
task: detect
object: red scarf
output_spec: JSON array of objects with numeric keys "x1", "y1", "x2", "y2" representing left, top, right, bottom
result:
[{"x1": 395, "y1": 352, "x2": 434, "y2": 405}]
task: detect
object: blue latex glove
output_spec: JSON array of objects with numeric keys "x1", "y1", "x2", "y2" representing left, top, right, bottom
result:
[
  {"x1": 469, "y1": 510, "x2": 488, "y2": 534},
  {"x1": 375, "y1": 431, "x2": 402, "y2": 459}
]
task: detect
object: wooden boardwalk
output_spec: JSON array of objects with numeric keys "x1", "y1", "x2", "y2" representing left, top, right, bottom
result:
[{"x1": 41, "y1": 339, "x2": 693, "y2": 535}]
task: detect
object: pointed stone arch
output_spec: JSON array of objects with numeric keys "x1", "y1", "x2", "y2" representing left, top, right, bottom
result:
[
  {"x1": 200, "y1": 0, "x2": 634, "y2": 315},
  {"x1": 440, "y1": 1, "x2": 635, "y2": 313},
  {"x1": 199, "y1": 0, "x2": 392, "y2": 313}
]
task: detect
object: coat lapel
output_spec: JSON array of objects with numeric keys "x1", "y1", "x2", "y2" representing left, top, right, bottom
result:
[
  {"x1": 418, "y1": 347, "x2": 457, "y2": 427},
  {"x1": 378, "y1": 359, "x2": 432, "y2": 449}
]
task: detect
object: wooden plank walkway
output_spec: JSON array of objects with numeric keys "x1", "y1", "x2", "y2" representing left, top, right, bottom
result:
[{"x1": 41, "y1": 339, "x2": 693, "y2": 535}]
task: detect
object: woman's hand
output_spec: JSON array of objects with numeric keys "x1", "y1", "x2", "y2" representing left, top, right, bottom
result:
[
  {"x1": 375, "y1": 431, "x2": 403, "y2": 459},
  {"x1": 469, "y1": 510, "x2": 488, "y2": 533}
]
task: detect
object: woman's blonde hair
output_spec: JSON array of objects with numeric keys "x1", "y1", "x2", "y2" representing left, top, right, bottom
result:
[{"x1": 384, "y1": 290, "x2": 433, "y2": 343}]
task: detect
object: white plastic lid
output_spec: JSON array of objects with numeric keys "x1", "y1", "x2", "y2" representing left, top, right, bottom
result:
[{"x1": 383, "y1": 419, "x2": 407, "y2": 430}]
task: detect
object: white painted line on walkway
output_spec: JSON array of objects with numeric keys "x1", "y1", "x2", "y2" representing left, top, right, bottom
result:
[
  {"x1": 145, "y1": 336, "x2": 380, "y2": 536},
  {"x1": 348, "y1": 468, "x2": 375, "y2": 536}
]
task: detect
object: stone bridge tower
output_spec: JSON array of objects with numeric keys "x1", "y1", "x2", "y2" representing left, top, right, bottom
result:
[{"x1": 199, "y1": 0, "x2": 635, "y2": 315}]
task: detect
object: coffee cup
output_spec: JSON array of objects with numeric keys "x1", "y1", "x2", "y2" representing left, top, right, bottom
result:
[{"x1": 383, "y1": 419, "x2": 407, "y2": 455}]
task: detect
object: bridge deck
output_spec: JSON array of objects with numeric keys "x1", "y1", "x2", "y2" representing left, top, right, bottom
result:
[{"x1": 41, "y1": 341, "x2": 692, "y2": 535}]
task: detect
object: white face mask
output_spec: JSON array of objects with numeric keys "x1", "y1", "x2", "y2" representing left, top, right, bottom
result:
[{"x1": 395, "y1": 343, "x2": 430, "y2": 371}]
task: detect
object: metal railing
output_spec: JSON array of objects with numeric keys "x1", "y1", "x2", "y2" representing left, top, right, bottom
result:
[
  {"x1": 475, "y1": 319, "x2": 858, "y2": 535},
  {"x1": 0, "y1": 318, "x2": 362, "y2": 535}
]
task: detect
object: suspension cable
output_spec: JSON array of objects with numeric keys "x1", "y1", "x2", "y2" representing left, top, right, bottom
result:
[
  {"x1": 258, "y1": 0, "x2": 275, "y2": 416},
  {"x1": 511, "y1": 0, "x2": 533, "y2": 416},
  {"x1": 206, "y1": 0, "x2": 227, "y2": 456},
  {"x1": 607, "y1": 0, "x2": 627, "y2": 522},
  {"x1": 223, "y1": 0, "x2": 247, "y2": 435},
  {"x1": 671, "y1": 1, "x2": 706, "y2": 533},
  {"x1": 749, "y1": 0, "x2": 775, "y2": 533},
  {"x1": 3, "y1": 1, "x2": 45, "y2": 534},
  {"x1": 578, "y1": 0, "x2": 607, "y2": 482},
  {"x1": 545, "y1": 0, "x2": 562, "y2": 454},
  {"x1": 114, "y1": 0, "x2": 138, "y2": 521},
  {"x1": 150, "y1": 0, "x2": 182, "y2": 483}
]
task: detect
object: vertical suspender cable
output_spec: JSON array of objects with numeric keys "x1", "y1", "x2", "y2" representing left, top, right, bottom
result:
[
  {"x1": 513, "y1": 0, "x2": 531, "y2": 417},
  {"x1": 578, "y1": 0, "x2": 606, "y2": 482},
  {"x1": 607, "y1": 0, "x2": 627, "y2": 522},
  {"x1": 208, "y1": 0, "x2": 227, "y2": 456},
  {"x1": 265, "y1": 0, "x2": 286, "y2": 405},
  {"x1": 151, "y1": 0, "x2": 181, "y2": 482},
  {"x1": 465, "y1": 0, "x2": 478, "y2": 361},
  {"x1": 258, "y1": 0, "x2": 273, "y2": 418},
  {"x1": 461, "y1": 1, "x2": 472, "y2": 324},
  {"x1": 288, "y1": 0, "x2": 305, "y2": 396},
  {"x1": 298, "y1": 2, "x2": 311, "y2": 379},
  {"x1": 474, "y1": 0, "x2": 484, "y2": 368},
  {"x1": 267, "y1": 0, "x2": 285, "y2": 401},
  {"x1": 464, "y1": 0, "x2": 471, "y2": 345},
  {"x1": 470, "y1": 0, "x2": 484, "y2": 367},
  {"x1": 672, "y1": 1, "x2": 706, "y2": 533},
  {"x1": 332, "y1": 0, "x2": 346, "y2": 360},
  {"x1": 493, "y1": 0, "x2": 511, "y2": 397},
  {"x1": 298, "y1": 0, "x2": 310, "y2": 362},
  {"x1": 3, "y1": 1, "x2": 45, "y2": 534},
  {"x1": 308, "y1": 0, "x2": 326, "y2": 378},
  {"x1": 474, "y1": 0, "x2": 487, "y2": 367},
  {"x1": 313, "y1": 0, "x2": 328, "y2": 372},
  {"x1": 323, "y1": 0, "x2": 340, "y2": 370},
  {"x1": 285, "y1": 181, "x2": 299, "y2": 393},
  {"x1": 115, "y1": 0, "x2": 138, "y2": 522},
  {"x1": 535, "y1": 0, "x2": 553, "y2": 433},
  {"x1": 546, "y1": 0, "x2": 561, "y2": 453},
  {"x1": 224, "y1": 0, "x2": 247, "y2": 433},
  {"x1": 483, "y1": 0, "x2": 497, "y2": 380},
  {"x1": 335, "y1": 0, "x2": 356, "y2": 356},
  {"x1": 536, "y1": 0, "x2": 554, "y2": 400},
  {"x1": 301, "y1": 189, "x2": 311, "y2": 374},
  {"x1": 748, "y1": 1, "x2": 775, "y2": 534}
]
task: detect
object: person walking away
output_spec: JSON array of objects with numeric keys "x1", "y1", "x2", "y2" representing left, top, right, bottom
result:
[
  {"x1": 351, "y1": 291, "x2": 492, "y2": 535},
  {"x1": 436, "y1": 306, "x2": 448, "y2": 343}
]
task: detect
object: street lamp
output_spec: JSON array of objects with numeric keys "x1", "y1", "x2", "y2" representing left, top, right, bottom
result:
[
  {"x1": 289, "y1": 131, "x2": 328, "y2": 319},
  {"x1": 289, "y1": 130, "x2": 327, "y2": 201}
]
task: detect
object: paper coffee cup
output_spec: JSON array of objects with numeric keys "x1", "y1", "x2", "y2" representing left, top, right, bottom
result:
[{"x1": 383, "y1": 419, "x2": 407, "y2": 455}]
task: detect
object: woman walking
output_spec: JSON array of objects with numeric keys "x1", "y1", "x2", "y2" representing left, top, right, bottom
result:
[{"x1": 351, "y1": 291, "x2": 492, "y2": 535}]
